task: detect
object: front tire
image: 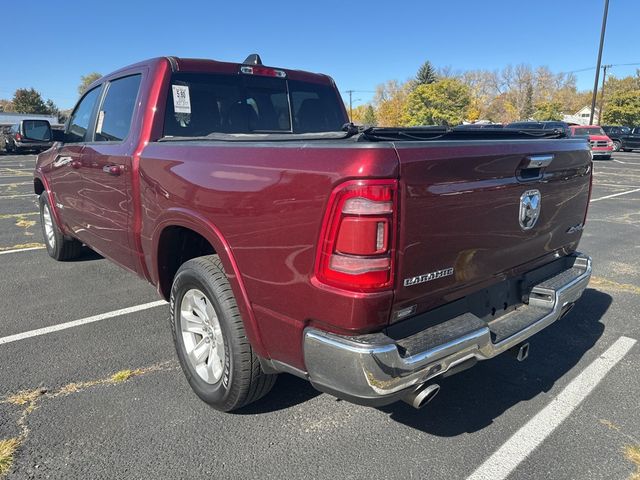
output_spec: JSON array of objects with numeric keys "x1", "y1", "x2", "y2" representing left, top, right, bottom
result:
[
  {"x1": 39, "y1": 194, "x2": 82, "y2": 261},
  {"x1": 612, "y1": 140, "x2": 621, "y2": 152},
  {"x1": 170, "y1": 255, "x2": 277, "y2": 412}
]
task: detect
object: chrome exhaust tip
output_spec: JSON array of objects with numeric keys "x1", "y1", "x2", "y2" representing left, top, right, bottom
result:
[
  {"x1": 402, "y1": 383, "x2": 440, "y2": 409},
  {"x1": 510, "y1": 342, "x2": 530, "y2": 362},
  {"x1": 560, "y1": 302, "x2": 575, "y2": 319}
]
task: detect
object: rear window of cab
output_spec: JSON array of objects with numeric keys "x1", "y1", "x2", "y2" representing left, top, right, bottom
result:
[{"x1": 163, "y1": 72, "x2": 347, "y2": 137}]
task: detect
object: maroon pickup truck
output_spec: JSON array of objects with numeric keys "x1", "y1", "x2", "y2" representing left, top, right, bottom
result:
[{"x1": 33, "y1": 56, "x2": 593, "y2": 411}]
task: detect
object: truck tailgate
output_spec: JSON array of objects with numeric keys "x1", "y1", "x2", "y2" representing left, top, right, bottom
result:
[{"x1": 392, "y1": 138, "x2": 592, "y2": 322}]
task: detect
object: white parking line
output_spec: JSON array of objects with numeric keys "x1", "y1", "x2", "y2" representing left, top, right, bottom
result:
[
  {"x1": 612, "y1": 159, "x2": 640, "y2": 165},
  {"x1": 0, "y1": 246, "x2": 45, "y2": 255},
  {"x1": 0, "y1": 300, "x2": 167, "y2": 346},
  {"x1": 0, "y1": 193, "x2": 36, "y2": 199},
  {"x1": 594, "y1": 183, "x2": 640, "y2": 188},
  {"x1": 466, "y1": 336, "x2": 637, "y2": 480},
  {"x1": 590, "y1": 188, "x2": 640, "y2": 202}
]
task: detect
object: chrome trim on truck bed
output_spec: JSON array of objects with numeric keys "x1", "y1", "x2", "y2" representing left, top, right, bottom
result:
[{"x1": 303, "y1": 254, "x2": 592, "y2": 405}]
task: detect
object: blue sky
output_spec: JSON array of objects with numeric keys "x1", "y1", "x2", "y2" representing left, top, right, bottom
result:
[{"x1": 2, "y1": 0, "x2": 637, "y2": 109}]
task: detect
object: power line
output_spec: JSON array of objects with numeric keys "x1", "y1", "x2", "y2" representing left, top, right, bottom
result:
[{"x1": 562, "y1": 62, "x2": 640, "y2": 76}]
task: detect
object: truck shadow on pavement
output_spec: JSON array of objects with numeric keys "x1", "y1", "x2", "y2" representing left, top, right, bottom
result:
[
  {"x1": 379, "y1": 288, "x2": 612, "y2": 435},
  {"x1": 236, "y1": 374, "x2": 322, "y2": 414},
  {"x1": 67, "y1": 248, "x2": 103, "y2": 262}
]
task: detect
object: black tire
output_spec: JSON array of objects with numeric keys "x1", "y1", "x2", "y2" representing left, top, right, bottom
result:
[
  {"x1": 170, "y1": 255, "x2": 277, "y2": 412},
  {"x1": 612, "y1": 140, "x2": 621, "y2": 152},
  {"x1": 39, "y1": 194, "x2": 83, "y2": 261}
]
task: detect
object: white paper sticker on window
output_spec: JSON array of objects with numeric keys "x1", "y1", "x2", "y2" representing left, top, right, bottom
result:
[
  {"x1": 96, "y1": 110, "x2": 105, "y2": 134},
  {"x1": 172, "y1": 85, "x2": 191, "y2": 114}
]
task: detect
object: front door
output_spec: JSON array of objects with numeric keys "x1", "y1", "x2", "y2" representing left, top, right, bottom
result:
[
  {"x1": 47, "y1": 86, "x2": 102, "y2": 238},
  {"x1": 79, "y1": 73, "x2": 142, "y2": 268}
]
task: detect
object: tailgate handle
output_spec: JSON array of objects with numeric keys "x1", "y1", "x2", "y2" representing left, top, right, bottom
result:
[{"x1": 524, "y1": 154, "x2": 554, "y2": 168}]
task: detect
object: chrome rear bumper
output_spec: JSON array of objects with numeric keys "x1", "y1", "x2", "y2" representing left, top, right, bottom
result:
[{"x1": 303, "y1": 254, "x2": 592, "y2": 405}]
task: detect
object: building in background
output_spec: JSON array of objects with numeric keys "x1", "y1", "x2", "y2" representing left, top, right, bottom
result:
[
  {"x1": 563, "y1": 106, "x2": 599, "y2": 126},
  {"x1": 0, "y1": 112, "x2": 61, "y2": 128}
]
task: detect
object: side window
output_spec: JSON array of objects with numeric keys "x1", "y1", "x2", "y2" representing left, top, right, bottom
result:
[
  {"x1": 67, "y1": 87, "x2": 101, "y2": 143},
  {"x1": 95, "y1": 74, "x2": 142, "y2": 142}
]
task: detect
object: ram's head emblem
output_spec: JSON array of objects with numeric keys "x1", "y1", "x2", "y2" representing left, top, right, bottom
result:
[{"x1": 519, "y1": 190, "x2": 541, "y2": 230}]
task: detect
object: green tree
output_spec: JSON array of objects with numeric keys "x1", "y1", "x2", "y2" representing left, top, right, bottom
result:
[
  {"x1": 602, "y1": 90, "x2": 640, "y2": 126},
  {"x1": 416, "y1": 61, "x2": 437, "y2": 85},
  {"x1": 11, "y1": 88, "x2": 50, "y2": 114},
  {"x1": 78, "y1": 72, "x2": 102, "y2": 95},
  {"x1": 533, "y1": 101, "x2": 563, "y2": 121},
  {"x1": 45, "y1": 99, "x2": 60, "y2": 118},
  {"x1": 362, "y1": 105, "x2": 377, "y2": 126},
  {"x1": 403, "y1": 78, "x2": 471, "y2": 126},
  {"x1": 521, "y1": 82, "x2": 534, "y2": 119}
]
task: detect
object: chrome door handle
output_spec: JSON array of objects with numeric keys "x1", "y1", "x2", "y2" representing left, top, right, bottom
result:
[
  {"x1": 103, "y1": 165, "x2": 123, "y2": 176},
  {"x1": 53, "y1": 156, "x2": 72, "y2": 168}
]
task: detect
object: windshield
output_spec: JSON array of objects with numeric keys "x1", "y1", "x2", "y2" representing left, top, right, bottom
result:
[
  {"x1": 163, "y1": 72, "x2": 347, "y2": 137},
  {"x1": 572, "y1": 127, "x2": 605, "y2": 136}
]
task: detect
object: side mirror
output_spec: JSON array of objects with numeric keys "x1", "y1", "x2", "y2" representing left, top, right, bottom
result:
[
  {"x1": 22, "y1": 120, "x2": 52, "y2": 142},
  {"x1": 51, "y1": 129, "x2": 65, "y2": 142}
]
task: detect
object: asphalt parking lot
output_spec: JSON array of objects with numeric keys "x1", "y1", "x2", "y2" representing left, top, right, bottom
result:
[{"x1": 0, "y1": 152, "x2": 639, "y2": 480}]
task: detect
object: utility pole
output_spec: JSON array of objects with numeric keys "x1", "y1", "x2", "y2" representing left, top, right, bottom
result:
[
  {"x1": 597, "y1": 64, "x2": 611, "y2": 125},
  {"x1": 589, "y1": 0, "x2": 609, "y2": 125},
  {"x1": 345, "y1": 90, "x2": 355, "y2": 121}
]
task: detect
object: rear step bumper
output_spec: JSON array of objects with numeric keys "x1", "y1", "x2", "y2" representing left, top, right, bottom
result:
[{"x1": 303, "y1": 254, "x2": 592, "y2": 406}]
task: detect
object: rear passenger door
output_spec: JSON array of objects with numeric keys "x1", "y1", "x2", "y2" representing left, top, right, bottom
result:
[
  {"x1": 80, "y1": 73, "x2": 142, "y2": 269},
  {"x1": 628, "y1": 128, "x2": 640, "y2": 148}
]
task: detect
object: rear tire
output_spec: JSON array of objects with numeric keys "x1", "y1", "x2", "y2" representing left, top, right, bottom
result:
[
  {"x1": 170, "y1": 255, "x2": 277, "y2": 412},
  {"x1": 39, "y1": 194, "x2": 82, "y2": 261}
]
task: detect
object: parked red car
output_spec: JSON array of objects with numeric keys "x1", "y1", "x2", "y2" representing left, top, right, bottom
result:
[
  {"x1": 33, "y1": 56, "x2": 593, "y2": 411},
  {"x1": 570, "y1": 125, "x2": 613, "y2": 159}
]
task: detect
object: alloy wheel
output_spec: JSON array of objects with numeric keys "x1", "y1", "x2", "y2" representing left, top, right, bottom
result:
[{"x1": 180, "y1": 288, "x2": 226, "y2": 384}]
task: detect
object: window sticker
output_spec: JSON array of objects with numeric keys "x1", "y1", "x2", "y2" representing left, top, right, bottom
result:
[
  {"x1": 172, "y1": 85, "x2": 191, "y2": 114},
  {"x1": 96, "y1": 110, "x2": 105, "y2": 134}
]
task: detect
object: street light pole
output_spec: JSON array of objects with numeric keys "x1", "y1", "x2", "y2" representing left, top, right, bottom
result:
[{"x1": 589, "y1": 0, "x2": 610, "y2": 125}]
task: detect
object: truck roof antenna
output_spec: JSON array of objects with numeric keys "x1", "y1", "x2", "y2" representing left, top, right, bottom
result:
[{"x1": 243, "y1": 54, "x2": 262, "y2": 65}]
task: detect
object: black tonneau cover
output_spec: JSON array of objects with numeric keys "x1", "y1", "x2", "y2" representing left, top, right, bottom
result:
[{"x1": 159, "y1": 125, "x2": 568, "y2": 143}]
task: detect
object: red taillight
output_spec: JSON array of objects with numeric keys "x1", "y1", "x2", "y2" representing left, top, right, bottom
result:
[
  {"x1": 15, "y1": 133, "x2": 22, "y2": 141},
  {"x1": 315, "y1": 179, "x2": 398, "y2": 292},
  {"x1": 583, "y1": 162, "x2": 594, "y2": 225}
]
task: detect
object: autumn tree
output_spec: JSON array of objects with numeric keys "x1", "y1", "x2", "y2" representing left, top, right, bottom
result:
[
  {"x1": 533, "y1": 101, "x2": 563, "y2": 121},
  {"x1": 602, "y1": 90, "x2": 640, "y2": 126},
  {"x1": 599, "y1": 71, "x2": 640, "y2": 122},
  {"x1": 78, "y1": 72, "x2": 102, "y2": 95},
  {"x1": 374, "y1": 80, "x2": 410, "y2": 127},
  {"x1": 348, "y1": 104, "x2": 367, "y2": 124},
  {"x1": 0, "y1": 99, "x2": 13, "y2": 112},
  {"x1": 403, "y1": 78, "x2": 471, "y2": 126}
]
